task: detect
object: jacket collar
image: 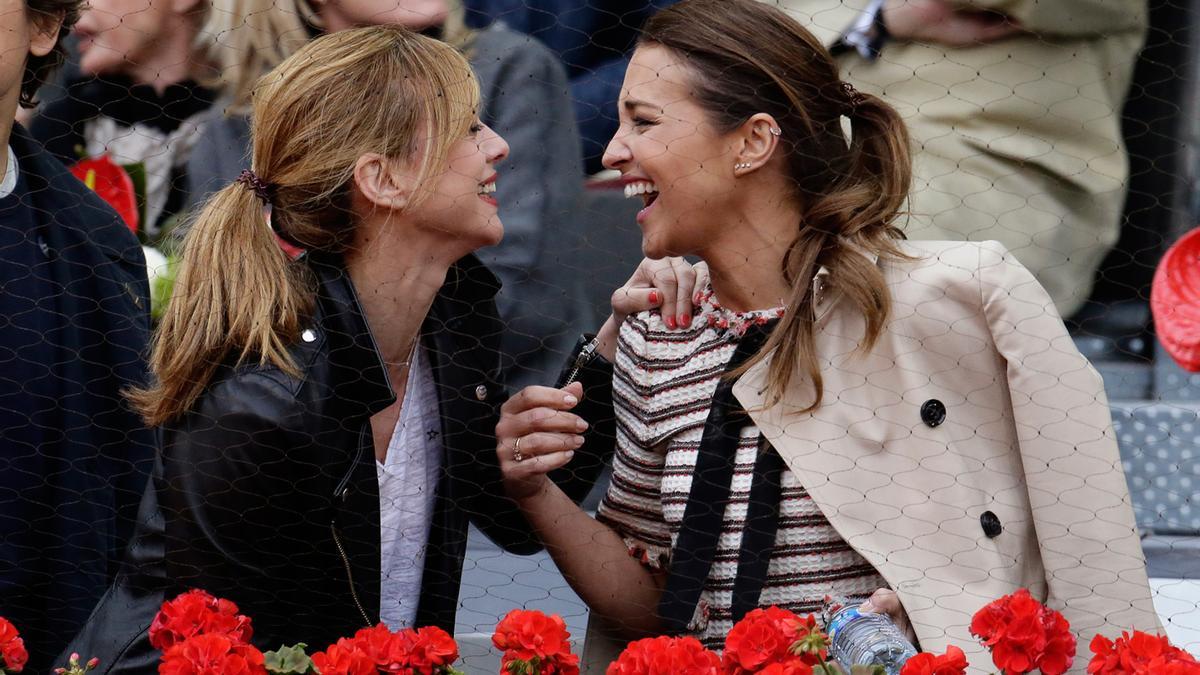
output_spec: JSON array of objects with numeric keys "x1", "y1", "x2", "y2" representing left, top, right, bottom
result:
[{"x1": 304, "y1": 251, "x2": 502, "y2": 420}]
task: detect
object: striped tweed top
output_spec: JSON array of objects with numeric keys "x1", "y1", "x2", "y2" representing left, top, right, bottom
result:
[{"x1": 596, "y1": 293, "x2": 887, "y2": 649}]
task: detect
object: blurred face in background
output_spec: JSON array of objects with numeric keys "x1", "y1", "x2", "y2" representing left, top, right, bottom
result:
[
  {"x1": 1, "y1": 0, "x2": 61, "y2": 115},
  {"x1": 73, "y1": 0, "x2": 196, "y2": 78},
  {"x1": 315, "y1": 0, "x2": 448, "y2": 32}
]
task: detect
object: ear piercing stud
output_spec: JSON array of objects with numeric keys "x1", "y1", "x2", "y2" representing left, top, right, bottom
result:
[{"x1": 735, "y1": 162, "x2": 752, "y2": 170}]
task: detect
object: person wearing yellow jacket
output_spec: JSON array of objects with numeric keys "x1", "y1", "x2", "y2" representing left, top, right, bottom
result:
[{"x1": 763, "y1": 0, "x2": 1147, "y2": 318}]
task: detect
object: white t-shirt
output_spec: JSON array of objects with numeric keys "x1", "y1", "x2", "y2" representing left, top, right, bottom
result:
[
  {"x1": 377, "y1": 344, "x2": 443, "y2": 630},
  {"x1": 1, "y1": 146, "x2": 18, "y2": 198}
]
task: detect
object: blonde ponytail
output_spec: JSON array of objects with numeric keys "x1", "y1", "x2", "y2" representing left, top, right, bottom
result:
[{"x1": 129, "y1": 184, "x2": 313, "y2": 426}]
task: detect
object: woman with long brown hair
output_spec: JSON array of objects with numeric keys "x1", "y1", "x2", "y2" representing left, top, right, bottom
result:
[{"x1": 497, "y1": 0, "x2": 1160, "y2": 669}]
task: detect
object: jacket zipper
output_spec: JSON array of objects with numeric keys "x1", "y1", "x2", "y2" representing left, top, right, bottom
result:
[
  {"x1": 562, "y1": 337, "x2": 598, "y2": 386},
  {"x1": 330, "y1": 427, "x2": 372, "y2": 627},
  {"x1": 331, "y1": 519, "x2": 372, "y2": 627}
]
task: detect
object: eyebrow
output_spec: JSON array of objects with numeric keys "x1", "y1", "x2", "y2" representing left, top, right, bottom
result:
[{"x1": 623, "y1": 99, "x2": 659, "y2": 112}]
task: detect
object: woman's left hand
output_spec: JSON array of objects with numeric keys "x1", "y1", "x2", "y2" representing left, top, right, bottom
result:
[{"x1": 861, "y1": 588, "x2": 918, "y2": 646}]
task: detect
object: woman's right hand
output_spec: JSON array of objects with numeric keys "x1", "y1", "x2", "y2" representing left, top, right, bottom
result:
[
  {"x1": 496, "y1": 381, "x2": 588, "y2": 502},
  {"x1": 611, "y1": 257, "x2": 709, "y2": 331}
]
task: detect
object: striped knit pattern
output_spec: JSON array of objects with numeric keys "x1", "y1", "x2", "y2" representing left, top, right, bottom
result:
[{"x1": 596, "y1": 306, "x2": 886, "y2": 650}]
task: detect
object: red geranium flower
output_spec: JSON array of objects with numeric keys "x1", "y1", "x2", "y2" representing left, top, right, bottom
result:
[
  {"x1": 70, "y1": 155, "x2": 139, "y2": 233},
  {"x1": 492, "y1": 609, "x2": 578, "y2": 674},
  {"x1": 396, "y1": 626, "x2": 460, "y2": 673},
  {"x1": 969, "y1": 588, "x2": 1076, "y2": 675},
  {"x1": 899, "y1": 645, "x2": 968, "y2": 675},
  {"x1": 0, "y1": 617, "x2": 28, "y2": 673},
  {"x1": 327, "y1": 623, "x2": 461, "y2": 674},
  {"x1": 606, "y1": 636, "x2": 722, "y2": 675},
  {"x1": 158, "y1": 634, "x2": 264, "y2": 675},
  {"x1": 756, "y1": 661, "x2": 813, "y2": 675},
  {"x1": 310, "y1": 643, "x2": 376, "y2": 675},
  {"x1": 149, "y1": 589, "x2": 253, "y2": 651},
  {"x1": 724, "y1": 607, "x2": 826, "y2": 674},
  {"x1": 345, "y1": 624, "x2": 402, "y2": 668},
  {"x1": 1087, "y1": 630, "x2": 1200, "y2": 674}
]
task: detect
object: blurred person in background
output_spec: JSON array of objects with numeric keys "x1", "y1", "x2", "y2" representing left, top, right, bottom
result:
[
  {"x1": 0, "y1": 0, "x2": 153, "y2": 669},
  {"x1": 765, "y1": 0, "x2": 1147, "y2": 319},
  {"x1": 188, "y1": 0, "x2": 588, "y2": 390},
  {"x1": 28, "y1": 0, "x2": 217, "y2": 240}
]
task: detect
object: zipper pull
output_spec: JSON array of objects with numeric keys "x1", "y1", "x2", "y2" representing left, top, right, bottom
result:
[{"x1": 563, "y1": 337, "x2": 599, "y2": 386}]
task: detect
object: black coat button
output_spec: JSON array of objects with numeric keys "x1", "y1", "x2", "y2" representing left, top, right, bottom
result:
[
  {"x1": 981, "y1": 511, "x2": 1002, "y2": 538},
  {"x1": 920, "y1": 399, "x2": 946, "y2": 427}
]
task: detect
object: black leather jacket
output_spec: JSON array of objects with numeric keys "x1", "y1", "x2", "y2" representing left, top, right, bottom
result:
[{"x1": 62, "y1": 252, "x2": 614, "y2": 672}]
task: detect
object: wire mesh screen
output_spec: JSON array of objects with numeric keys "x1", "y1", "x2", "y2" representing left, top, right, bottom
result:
[{"x1": 2, "y1": 0, "x2": 1199, "y2": 673}]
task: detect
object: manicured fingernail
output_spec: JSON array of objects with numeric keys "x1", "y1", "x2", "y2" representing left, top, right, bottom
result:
[
  {"x1": 665, "y1": 316, "x2": 676, "y2": 330},
  {"x1": 649, "y1": 290, "x2": 660, "y2": 304},
  {"x1": 563, "y1": 394, "x2": 578, "y2": 405},
  {"x1": 576, "y1": 419, "x2": 589, "y2": 431},
  {"x1": 572, "y1": 436, "x2": 585, "y2": 447},
  {"x1": 565, "y1": 450, "x2": 576, "y2": 459},
  {"x1": 679, "y1": 313, "x2": 691, "y2": 328}
]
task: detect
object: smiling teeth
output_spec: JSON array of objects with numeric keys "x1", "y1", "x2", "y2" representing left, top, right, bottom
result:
[
  {"x1": 478, "y1": 182, "x2": 496, "y2": 195},
  {"x1": 623, "y1": 181, "x2": 658, "y2": 199}
]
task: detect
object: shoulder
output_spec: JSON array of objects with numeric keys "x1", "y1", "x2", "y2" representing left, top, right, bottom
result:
[
  {"x1": 10, "y1": 124, "x2": 143, "y2": 265},
  {"x1": 170, "y1": 364, "x2": 311, "y2": 458},
  {"x1": 880, "y1": 240, "x2": 1017, "y2": 305}
]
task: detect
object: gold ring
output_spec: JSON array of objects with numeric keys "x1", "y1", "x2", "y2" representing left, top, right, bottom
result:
[{"x1": 513, "y1": 436, "x2": 524, "y2": 463}]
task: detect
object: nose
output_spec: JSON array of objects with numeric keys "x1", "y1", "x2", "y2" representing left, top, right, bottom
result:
[
  {"x1": 480, "y1": 123, "x2": 510, "y2": 165},
  {"x1": 602, "y1": 129, "x2": 632, "y2": 171}
]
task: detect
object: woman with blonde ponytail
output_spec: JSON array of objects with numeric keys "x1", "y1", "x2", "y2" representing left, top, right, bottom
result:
[
  {"x1": 498, "y1": 0, "x2": 1159, "y2": 669},
  {"x1": 57, "y1": 25, "x2": 629, "y2": 672}
]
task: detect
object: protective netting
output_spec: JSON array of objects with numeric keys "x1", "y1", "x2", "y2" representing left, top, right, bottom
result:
[{"x1": 2, "y1": 0, "x2": 1199, "y2": 673}]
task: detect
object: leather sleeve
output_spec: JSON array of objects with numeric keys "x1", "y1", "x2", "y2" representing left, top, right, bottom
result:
[
  {"x1": 158, "y1": 372, "x2": 327, "y2": 643},
  {"x1": 978, "y1": 239, "x2": 1161, "y2": 639}
]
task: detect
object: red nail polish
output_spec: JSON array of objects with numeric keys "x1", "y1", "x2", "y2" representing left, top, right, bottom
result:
[
  {"x1": 680, "y1": 314, "x2": 691, "y2": 327},
  {"x1": 665, "y1": 315, "x2": 676, "y2": 330},
  {"x1": 649, "y1": 290, "x2": 660, "y2": 304}
]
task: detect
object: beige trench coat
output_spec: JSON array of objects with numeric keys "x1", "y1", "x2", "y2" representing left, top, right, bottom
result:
[
  {"x1": 582, "y1": 240, "x2": 1160, "y2": 674},
  {"x1": 761, "y1": 0, "x2": 1147, "y2": 317}
]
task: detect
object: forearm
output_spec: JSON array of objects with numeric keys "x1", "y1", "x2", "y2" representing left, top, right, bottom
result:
[{"x1": 514, "y1": 481, "x2": 665, "y2": 637}]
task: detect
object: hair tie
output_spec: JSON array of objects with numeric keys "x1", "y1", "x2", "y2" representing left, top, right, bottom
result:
[
  {"x1": 236, "y1": 169, "x2": 274, "y2": 205},
  {"x1": 840, "y1": 82, "x2": 867, "y2": 116}
]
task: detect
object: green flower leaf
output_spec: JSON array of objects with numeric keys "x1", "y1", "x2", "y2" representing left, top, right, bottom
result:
[{"x1": 263, "y1": 643, "x2": 318, "y2": 674}]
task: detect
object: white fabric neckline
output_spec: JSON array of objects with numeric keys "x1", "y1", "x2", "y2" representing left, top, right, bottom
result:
[{"x1": 377, "y1": 344, "x2": 443, "y2": 630}]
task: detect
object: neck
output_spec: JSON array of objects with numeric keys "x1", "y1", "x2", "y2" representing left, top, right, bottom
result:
[
  {"x1": 698, "y1": 188, "x2": 799, "y2": 313},
  {"x1": 344, "y1": 218, "x2": 466, "y2": 382},
  {"x1": 126, "y1": 26, "x2": 198, "y2": 93},
  {"x1": 1, "y1": 89, "x2": 18, "y2": 175},
  {"x1": 0, "y1": 124, "x2": 11, "y2": 180}
]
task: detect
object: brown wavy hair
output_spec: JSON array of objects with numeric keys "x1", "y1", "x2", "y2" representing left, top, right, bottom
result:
[
  {"x1": 20, "y1": 0, "x2": 83, "y2": 108},
  {"x1": 129, "y1": 25, "x2": 480, "y2": 425},
  {"x1": 641, "y1": 0, "x2": 913, "y2": 410}
]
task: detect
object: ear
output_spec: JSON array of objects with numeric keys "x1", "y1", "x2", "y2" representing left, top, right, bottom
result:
[
  {"x1": 732, "y1": 113, "x2": 782, "y2": 175},
  {"x1": 27, "y1": 9, "x2": 65, "y2": 58},
  {"x1": 352, "y1": 152, "x2": 415, "y2": 212}
]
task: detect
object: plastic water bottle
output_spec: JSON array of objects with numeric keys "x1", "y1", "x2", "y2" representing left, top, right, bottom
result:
[{"x1": 826, "y1": 605, "x2": 918, "y2": 674}]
